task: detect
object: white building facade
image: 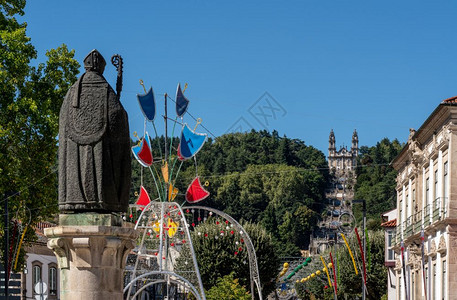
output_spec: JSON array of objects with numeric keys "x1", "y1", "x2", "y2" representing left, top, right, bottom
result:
[
  {"x1": 23, "y1": 222, "x2": 59, "y2": 300},
  {"x1": 392, "y1": 97, "x2": 457, "y2": 300}
]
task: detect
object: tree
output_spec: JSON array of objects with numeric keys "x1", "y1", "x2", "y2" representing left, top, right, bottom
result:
[
  {"x1": 209, "y1": 164, "x2": 324, "y2": 256},
  {"x1": 295, "y1": 231, "x2": 387, "y2": 300},
  {"x1": 206, "y1": 272, "x2": 251, "y2": 300},
  {"x1": 185, "y1": 221, "x2": 280, "y2": 297},
  {"x1": 0, "y1": 0, "x2": 80, "y2": 270},
  {"x1": 354, "y1": 138, "x2": 403, "y2": 224}
]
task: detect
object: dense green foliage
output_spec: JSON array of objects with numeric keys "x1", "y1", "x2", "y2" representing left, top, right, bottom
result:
[
  {"x1": 185, "y1": 221, "x2": 280, "y2": 297},
  {"x1": 295, "y1": 231, "x2": 387, "y2": 300},
  {"x1": 197, "y1": 130, "x2": 328, "y2": 175},
  {"x1": 0, "y1": 0, "x2": 79, "y2": 270},
  {"x1": 206, "y1": 272, "x2": 251, "y2": 300},
  {"x1": 354, "y1": 138, "x2": 403, "y2": 226},
  {"x1": 131, "y1": 130, "x2": 328, "y2": 256}
]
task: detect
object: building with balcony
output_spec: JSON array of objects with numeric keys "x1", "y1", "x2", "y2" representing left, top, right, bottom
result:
[{"x1": 391, "y1": 97, "x2": 457, "y2": 299}]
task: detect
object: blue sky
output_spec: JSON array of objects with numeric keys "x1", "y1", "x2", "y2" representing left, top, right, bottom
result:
[{"x1": 23, "y1": 0, "x2": 457, "y2": 154}]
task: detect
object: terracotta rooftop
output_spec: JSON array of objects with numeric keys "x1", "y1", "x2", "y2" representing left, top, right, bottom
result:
[
  {"x1": 33, "y1": 221, "x2": 56, "y2": 243},
  {"x1": 381, "y1": 219, "x2": 396, "y2": 227},
  {"x1": 442, "y1": 96, "x2": 457, "y2": 104}
]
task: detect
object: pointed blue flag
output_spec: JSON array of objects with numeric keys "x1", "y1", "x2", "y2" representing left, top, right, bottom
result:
[
  {"x1": 137, "y1": 87, "x2": 156, "y2": 121},
  {"x1": 179, "y1": 124, "x2": 207, "y2": 160},
  {"x1": 176, "y1": 83, "x2": 190, "y2": 117}
]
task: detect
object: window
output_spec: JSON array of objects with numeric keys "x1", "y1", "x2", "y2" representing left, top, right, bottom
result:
[
  {"x1": 442, "y1": 260, "x2": 446, "y2": 300},
  {"x1": 412, "y1": 189, "x2": 417, "y2": 221},
  {"x1": 412, "y1": 271, "x2": 415, "y2": 300},
  {"x1": 49, "y1": 265, "x2": 57, "y2": 295},
  {"x1": 433, "y1": 262, "x2": 437, "y2": 299},
  {"x1": 406, "y1": 193, "x2": 409, "y2": 216},
  {"x1": 444, "y1": 162, "x2": 448, "y2": 216},
  {"x1": 387, "y1": 231, "x2": 395, "y2": 261},
  {"x1": 32, "y1": 264, "x2": 42, "y2": 286},
  {"x1": 425, "y1": 265, "x2": 429, "y2": 297},
  {"x1": 435, "y1": 170, "x2": 439, "y2": 200},
  {"x1": 426, "y1": 177, "x2": 430, "y2": 206}
]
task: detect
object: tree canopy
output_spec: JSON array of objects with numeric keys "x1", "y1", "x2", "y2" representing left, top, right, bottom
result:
[
  {"x1": 353, "y1": 138, "x2": 403, "y2": 226},
  {"x1": 295, "y1": 230, "x2": 387, "y2": 300},
  {"x1": 131, "y1": 131, "x2": 328, "y2": 256},
  {"x1": 183, "y1": 221, "x2": 280, "y2": 297},
  {"x1": 0, "y1": 0, "x2": 79, "y2": 270}
]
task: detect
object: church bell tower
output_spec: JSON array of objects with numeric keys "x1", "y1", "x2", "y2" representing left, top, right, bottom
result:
[{"x1": 351, "y1": 129, "x2": 359, "y2": 156}]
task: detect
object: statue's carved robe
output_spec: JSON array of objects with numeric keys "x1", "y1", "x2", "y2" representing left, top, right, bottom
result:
[{"x1": 58, "y1": 71, "x2": 131, "y2": 212}]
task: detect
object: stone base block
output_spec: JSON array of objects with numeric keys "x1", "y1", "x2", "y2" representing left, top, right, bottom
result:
[
  {"x1": 45, "y1": 223, "x2": 138, "y2": 300},
  {"x1": 59, "y1": 213, "x2": 123, "y2": 226}
]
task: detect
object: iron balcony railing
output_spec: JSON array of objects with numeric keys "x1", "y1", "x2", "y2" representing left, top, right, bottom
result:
[
  {"x1": 432, "y1": 197, "x2": 448, "y2": 222},
  {"x1": 413, "y1": 210, "x2": 422, "y2": 235},
  {"x1": 405, "y1": 216, "x2": 413, "y2": 238},
  {"x1": 397, "y1": 197, "x2": 449, "y2": 242},
  {"x1": 433, "y1": 197, "x2": 441, "y2": 222},
  {"x1": 424, "y1": 203, "x2": 431, "y2": 226}
]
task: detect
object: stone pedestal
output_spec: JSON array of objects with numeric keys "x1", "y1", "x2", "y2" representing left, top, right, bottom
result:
[{"x1": 44, "y1": 214, "x2": 138, "y2": 300}]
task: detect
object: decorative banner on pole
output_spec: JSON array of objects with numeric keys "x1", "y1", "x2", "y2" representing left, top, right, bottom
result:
[
  {"x1": 366, "y1": 228, "x2": 371, "y2": 272},
  {"x1": 178, "y1": 124, "x2": 207, "y2": 160},
  {"x1": 330, "y1": 252, "x2": 338, "y2": 296},
  {"x1": 401, "y1": 241, "x2": 410, "y2": 300},
  {"x1": 132, "y1": 133, "x2": 153, "y2": 167},
  {"x1": 320, "y1": 255, "x2": 332, "y2": 288},
  {"x1": 161, "y1": 162, "x2": 169, "y2": 183},
  {"x1": 135, "y1": 186, "x2": 151, "y2": 210},
  {"x1": 355, "y1": 227, "x2": 367, "y2": 288},
  {"x1": 175, "y1": 83, "x2": 190, "y2": 117},
  {"x1": 340, "y1": 233, "x2": 358, "y2": 275},
  {"x1": 421, "y1": 230, "x2": 427, "y2": 300},
  {"x1": 186, "y1": 177, "x2": 210, "y2": 203},
  {"x1": 137, "y1": 87, "x2": 156, "y2": 121},
  {"x1": 168, "y1": 183, "x2": 179, "y2": 201}
]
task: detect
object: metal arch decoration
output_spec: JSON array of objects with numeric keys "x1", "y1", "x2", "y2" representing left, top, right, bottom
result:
[
  {"x1": 338, "y1": 211, "x2": 356, "y2": 233},
  {"x1": 125, "y1": 201, "x2": 206, "y2": 300},
  {"x1": 130, "y1": 279, "x2": 197, "y2": 300},
  {"x1": 124, "y1": 271, "x2": 202, "y2": 300},
  {"x1": 186, "y1": 205, "x2": 263, "y2": 300}
]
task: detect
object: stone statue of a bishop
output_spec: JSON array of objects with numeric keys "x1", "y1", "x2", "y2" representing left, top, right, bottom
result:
[{"x1": 58, "y1": 49, "x2": 131, "y2": 213}]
